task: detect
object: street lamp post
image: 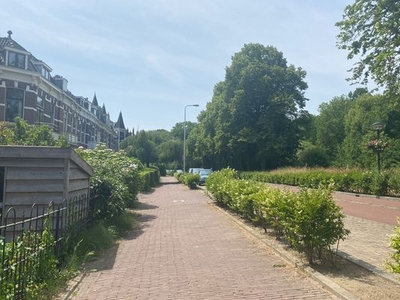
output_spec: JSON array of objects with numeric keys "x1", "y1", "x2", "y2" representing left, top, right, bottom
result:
[
  {"x1": 372, "y1": 122, "x2": 385, "y2": 173},
  {"x1": 183, "y1": 104, "x2": 199, "y2": 173}
]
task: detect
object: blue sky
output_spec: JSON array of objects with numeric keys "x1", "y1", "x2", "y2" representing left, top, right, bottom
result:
[{"x1": 1, "y1": 0, "x2": 364, "y2": 132}]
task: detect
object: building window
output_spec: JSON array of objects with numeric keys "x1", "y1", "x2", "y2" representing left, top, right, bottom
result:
[
  {"x1": 41, "y1": 67, "x2": 50, "y2": 80},
  {"x1": 8, "y1": 52, "x2": 25, "y2": 69},
  {"x1": 5, "y1": 88, "x2": 24, "y2": 121},
  {"x1": 37, "y1": 96, "x2": 44, "y2": 123}
]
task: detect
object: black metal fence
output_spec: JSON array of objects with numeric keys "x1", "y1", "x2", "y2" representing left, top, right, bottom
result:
[{"x1": 0, "y1": 194, "x2": 93, "y2": 299}]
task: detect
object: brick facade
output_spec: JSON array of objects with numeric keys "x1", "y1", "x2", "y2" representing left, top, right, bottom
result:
[{"x1": 0, "y1": 31, "x2": 127, "y2": 149}]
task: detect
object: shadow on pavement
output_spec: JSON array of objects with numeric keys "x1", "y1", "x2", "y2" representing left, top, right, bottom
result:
[
  {"x1": 83, "y1": 202, "x2": 158, "y2": 273},
  {"x1": 161, "y1": 181, "x2": 180, "y2": 185},
  {"x1": 312, "y1": 254, "x2": 377, "y2": 284},
  {"x1": 124, "y1": 201, "x2": 158, "y2": 241},
  {"x1": 133, "y1": 202, "x2": 159, "y2": 210}
]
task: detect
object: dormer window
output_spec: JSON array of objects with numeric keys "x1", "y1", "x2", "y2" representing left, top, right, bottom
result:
[
  {"x1": 41, "y1": 67, "x2": 50, "y2": 80},
  {"x1": 8, "y1": 51, "x2": 25, "y2": 69},
  {"x1": 33, "y1": 61, "x2": 52, "y2": 80}
]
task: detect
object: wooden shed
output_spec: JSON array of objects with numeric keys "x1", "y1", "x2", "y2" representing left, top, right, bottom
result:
[{"x1": 0, "y1": 146, "x2": 93, "y2": 222}]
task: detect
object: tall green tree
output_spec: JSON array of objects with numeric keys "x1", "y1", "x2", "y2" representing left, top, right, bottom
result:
[
  {"x1": 120, "y1": 129, "x2": 183, "y2": 169},
  {"x1": 170, "y1": 121, "x2": 197, "y2": 141},
  {"x1": 122, "y1": 130, "x2": 157, "y2": 167},
  {"x1": 340, "y1": 93, "x2": 397, "y2": 168},
  {"x1": 336, "y1": 0, "x2": 400, "y2": 94},
  {"x1": 189, "y1": 82, "x2": 232, "y2": 169},
  {"x1": 156, "y1": 139, "x2": 182, "y2": 169},
  {"x1": 315, "y1": 95, "x2": 355, "y2": 163},
  {"x1": 216, "y1": 43, "x2": 308, "y2": 170}
]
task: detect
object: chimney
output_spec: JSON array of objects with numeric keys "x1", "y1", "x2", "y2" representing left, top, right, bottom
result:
[{"x1": 7, "y1": 30, "x2": 12, "y2": 39}]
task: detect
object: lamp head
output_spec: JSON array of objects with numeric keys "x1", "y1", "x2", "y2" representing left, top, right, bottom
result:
[{"x1": 372, "y1": 122, "x2": 385, "y2": 130}]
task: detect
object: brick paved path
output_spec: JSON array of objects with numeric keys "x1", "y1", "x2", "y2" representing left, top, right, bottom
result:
[
  {"x1": 65, "y1": 178, "x2": 339, "y2": 299},
  {"x1": 340, "y1": 216, "x2": 396, "y2": 280}
]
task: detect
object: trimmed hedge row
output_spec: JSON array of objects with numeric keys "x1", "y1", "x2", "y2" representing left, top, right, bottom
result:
[
  {"x1": 140, "y1": 167, "x2": 161, "y2": 192},
  {"x1": 175, "y1": 172, "x2": 200, "y2": 189},
  {"x1": 239, "y1": 169, "x2": 400, "y2": 197},
  {"x1": 206, "y1": 168, "x2": 350, "y2": 264}
]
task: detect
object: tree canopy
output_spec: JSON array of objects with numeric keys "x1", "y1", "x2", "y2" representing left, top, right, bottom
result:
[
  {"x1": 0, "y1": 117, "x2": 68, "y2": 147},
  {"x1": 336, "y1": 0, "x2": 400, "y2": 94},
  {"x1": 188, "y1": 43, "x2": 308, "y2": 170}
]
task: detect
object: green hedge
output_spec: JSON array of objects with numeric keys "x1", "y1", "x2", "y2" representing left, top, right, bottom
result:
[
  {"x1": 206, "y1": 168, "x2": 350, "y2": 264},
  {"x1": 140, "y1": 167, "x2": 160, "y2": 192},
  {"x1": 175, "y1": 172, "x2": 200, "y2": 189},
  {"x1": 239, "y1": 168, "x2": 399, "y2": 197}
]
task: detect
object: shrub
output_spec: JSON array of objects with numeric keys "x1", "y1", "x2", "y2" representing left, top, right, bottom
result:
[
  {"x1": 370, "y1": 171, "x2": 390, "y2": 196},
  {"x1": 285, "y1": 185, "x2": 350, "y2": 264},
  {"x1": 386, "y1": 218, "x2": 400, "y2": 275},
  {"x1": 176, "y1": 173, "x2": 200, "y2": 189},
  {"x1": 140, "y1": 167, "x2": 160, "y2": 192},
  {"x1": 297, "y1": 145, "x2": 329, "y2": 168},
  {"x1": 154, "y1": 164, "x2": 167, "y2": 176},
  {"x1": 206, "y1": 167, "x2": 238, "y2": 204},
  {"x1": 263, "y1": 189, "x2": 295, "y2": 237},
  {"x1": 184, "y1": 173, "x2": 200, "y2": 189},
  {"x1": 76, "y1": 144, "x2": 144, "y2": 220},
  {"x1": 388, "y1": 171, "x2": 400, "y2": 197},
  {"x1": 206, "y1": 168, "x2": 350, "y2": 264}
]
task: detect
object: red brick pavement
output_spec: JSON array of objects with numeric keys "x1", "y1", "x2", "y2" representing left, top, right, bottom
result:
[{"x1": 62, "y1": 177, "x2": 340, "y2": 300}]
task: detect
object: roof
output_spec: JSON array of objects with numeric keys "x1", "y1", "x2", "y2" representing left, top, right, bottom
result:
[
  {"x1": 0, "y1": 146, "x2": 93, "y2": 176},
  {"x1": 92, "y1": 93, "x2": 99, "y2": 106},
  {"x1": 0, "y1": 30, "x2": 42, "y2": 72},
  {"x1": 0, "y1": 30, "x2": 28, "y2": 52},
  {"x1": 115, "y1": 112, "x2": 126, "y2": 129}
]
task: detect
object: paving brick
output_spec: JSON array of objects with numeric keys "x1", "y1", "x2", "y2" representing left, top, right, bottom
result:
[{"x1": 62, "y1": 177, "x2": 340, "y2": 299}]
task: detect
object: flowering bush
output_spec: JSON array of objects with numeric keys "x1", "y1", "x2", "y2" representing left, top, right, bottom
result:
[
  {"x1": 76, "y1": 144, "x2": 144, "y2": 220},
  {"x1": 367, "y1": 139, "x2": 388, "y2": 152}
]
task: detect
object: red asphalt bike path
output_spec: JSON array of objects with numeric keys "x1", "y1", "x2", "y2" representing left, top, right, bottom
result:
[
  {"x1": 268, "y1": 183, "x2": 400, "y2": 225},
  {"x1": 333, "y1": 192, "x2": 400, "y2": 225}
]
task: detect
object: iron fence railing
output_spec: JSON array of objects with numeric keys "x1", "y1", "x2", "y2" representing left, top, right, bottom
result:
[{"x1": 0, "y1": 193, "x2": 93, "y2": 299}]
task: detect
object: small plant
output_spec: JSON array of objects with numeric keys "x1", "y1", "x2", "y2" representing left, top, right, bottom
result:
[
  {"x1": 0, "y1": 219, "x2": 59, "y2": 299},
  {"x1": 385, "y1": 218, "x2": 400, "y2": 275}
]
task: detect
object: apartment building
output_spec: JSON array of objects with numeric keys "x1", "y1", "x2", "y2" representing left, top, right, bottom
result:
[{"x1": 0, "y1": 30, "x2": 127, "y2": 149}]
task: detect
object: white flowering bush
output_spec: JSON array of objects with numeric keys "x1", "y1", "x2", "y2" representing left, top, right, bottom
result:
[{"x1": 76, "y1": 144, "x2": 144, "y2": 220}]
